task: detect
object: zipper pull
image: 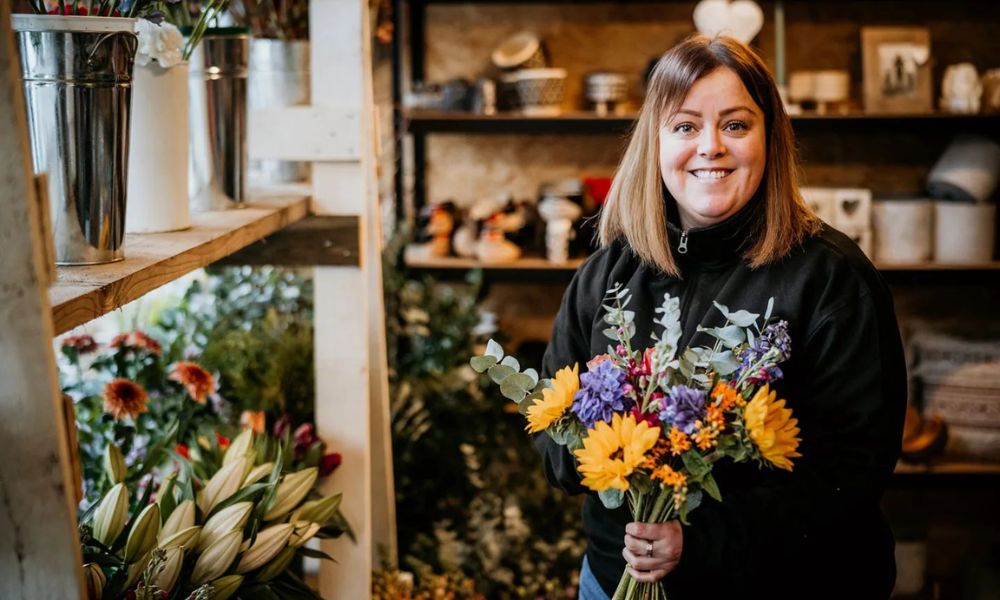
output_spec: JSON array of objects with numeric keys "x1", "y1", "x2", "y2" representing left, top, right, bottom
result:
[{"x1": 677, "y1": 230, "x2": 689, "y2": 254}]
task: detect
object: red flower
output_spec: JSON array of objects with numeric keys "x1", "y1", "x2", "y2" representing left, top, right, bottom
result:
[
  {"x1": 175, "y1": 444, "x2": 191, "y2": 459},
  {"x1": 272, "y1": 415, "x2": 293, "y2": 439},
  {"x1": 103, "y1": 378, "x2": 149, "y2": 420},
  {"x1": 629, "y1": 406, "x2": 660, "y2": 431},
  {"x1": 293, "y1": 423, "x2": 319, "y2": 459},
  {"x1": 168, "y1": 362, "x2": 215, "y2": 404},
  {"x1": 110, "y1": 331, "x2": 163, "y2": 355},
  {"x1": 319, "y1": 452, "x2": 342, "y2": 477},
  {"x1": 215, "y1": 432, "x2": 230, "y2": 450},
  {"x1": 61, "y1": 334, "x2": 98, "y2": 354}
]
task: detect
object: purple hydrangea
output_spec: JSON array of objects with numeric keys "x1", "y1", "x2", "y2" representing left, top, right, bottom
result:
[
  {"x1": 659, "y1": 385, "x2": 706, "y2": 435},
  {"x1": 572, "y1": 360, "x2": 630, "y2": 429}
]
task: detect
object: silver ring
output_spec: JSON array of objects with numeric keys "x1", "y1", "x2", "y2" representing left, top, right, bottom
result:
[{"x1": 644, "y1": 540, "x2": 653, "y2": 557}]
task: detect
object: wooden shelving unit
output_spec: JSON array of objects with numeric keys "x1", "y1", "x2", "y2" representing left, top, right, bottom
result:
[{"x1": 49, "y1": 189, "x2": 310, "y2": 336}]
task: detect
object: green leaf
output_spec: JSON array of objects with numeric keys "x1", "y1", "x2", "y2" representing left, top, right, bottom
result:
[
  {"x1": 679, "y1": 489, "x2": 703, "y2": 525},
  {"x1": 487, "y1": 363, "x2": 515, "y2": 384},
  {"x1": 297, "y1": 546, "x2": 336, "y2": 562},
  {"x1": 681, "y1": 451, "x2": 711, "y2": 481},
  {"x1": 764, "y1": 297, "x2": 774, "y2": 323},
  {"x1": 710, "y1": 351, "x2": 740, "y2": 376},
  {"x1": 504, "y1": 373, "x2": 535, "y2": 393},
  {"x1": 725, "y1": 310, "x2": 759, "y2": 328},
  {"x1": 500, "y1": 355, "x2": 520, "y2": 372},
  {"x1": 715, "y1": 325, "x2": 746, "y2": 349},
  {"x1": 485, "y1": 339, "x2": 504, "y2": 360},
  {"x1": 701, "y1": 473, "x2": 722, "y2": 502},
  {"x1": 598, "y1": 488, "x2": 625, "y2": 509},
  {"x1": 500, "y1": 378, "x2": 528, "y2": 402},
  {"x1": 470, "y1": 355, "x2": 497, "y2": 373},
  {"x1": 522, "y1": 368, "x2": 539, "y2": 388}
]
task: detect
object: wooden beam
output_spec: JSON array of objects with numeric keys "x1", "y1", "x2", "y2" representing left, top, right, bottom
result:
[
  {"x1": 0, "y1": 3, "x2": 86, "y2": 597},
  {"x1": 214, "y1": 215, "x2": 360, "y2": 266},
  {"x1": 248, "y1": 107, "x2": 361, "y2": 161},
  {"x1": 49, "y1": 192, "x2": 309, "y2": 335}
]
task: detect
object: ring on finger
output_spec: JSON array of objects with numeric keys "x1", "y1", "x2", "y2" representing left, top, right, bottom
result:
[{"x1": 644, "y1": 540, "x2": 653, "y2": 557}]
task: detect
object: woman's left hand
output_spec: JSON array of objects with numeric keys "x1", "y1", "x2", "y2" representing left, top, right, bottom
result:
[{"x1": 622, "y1": 521, "x2": 683, "y2": 582}]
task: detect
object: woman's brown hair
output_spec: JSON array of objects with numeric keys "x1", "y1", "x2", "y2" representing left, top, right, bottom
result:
[{"x1": 598, "y1": 34, "x2": 821, "y2": 277}]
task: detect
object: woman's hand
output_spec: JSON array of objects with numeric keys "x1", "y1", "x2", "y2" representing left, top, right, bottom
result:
[{"x1": 622, "y1": 521, "x2": 683, "y2": 582}]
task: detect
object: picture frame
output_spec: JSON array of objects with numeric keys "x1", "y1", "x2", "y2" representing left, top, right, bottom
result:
[{"x1": 861, "y1": 27, "x2": 933, "y2": 114}]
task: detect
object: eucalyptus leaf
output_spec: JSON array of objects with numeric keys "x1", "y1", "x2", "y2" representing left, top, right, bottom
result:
[
  {"x1": 500, "y1": 355, "x2": 520, "y2": 372},
  {"x1": 485, "y1": 339, "x2": 504, "y2": 360},
  {"x1": 715, "y1": 325, "x2": 746, "y2": 349},
  {"x1": 522, "y1": 368, "x2": 539, "y2": 388},
  {"x1": 487, "y1": 364, "x2": 516, "y2": 384},
  {"x1": 470, "y1": 355, "x2": 497, "y2": 373},
  {"x1": 500, "y1": 378, "x2": 528, "y2": 402},
  {"x1": 764, "y1": 297, "x2": 774, "y2": 323},
  {"x1": 710, "y1": 351, "x2": 740, "y2": 376},
  {"x1": 598, "y1": 488, "x2": 625, "y2": 509},
  {"x1": 725, "y1": 310, "x2": 759, "y2": 328},
  {"x1": 504, "y1": 373, "x2": 536, "y2": 394}
]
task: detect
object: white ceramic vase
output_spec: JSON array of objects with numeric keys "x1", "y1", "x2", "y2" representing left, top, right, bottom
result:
[{"x1": 126, "y1": 62, "x2": 190, "y2": 233}]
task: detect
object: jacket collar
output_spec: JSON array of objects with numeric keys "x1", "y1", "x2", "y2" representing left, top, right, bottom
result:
[{"x1": 664, "y1": 191, "x2": 765, "y2": 269}]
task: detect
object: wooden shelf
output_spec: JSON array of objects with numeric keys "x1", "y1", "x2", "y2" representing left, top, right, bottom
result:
[
  {"x1": 405, "y1": 110, "x2": 1000, "y2": 135},
  {"x1": 893, "y1": 460, "x2": 1000, "y2": 486},
  {"x1": 49, "y1": 188, "x2": 310, "y2": 335}
]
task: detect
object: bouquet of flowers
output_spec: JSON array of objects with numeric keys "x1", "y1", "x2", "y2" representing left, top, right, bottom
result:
[
  {"x1": 471, "y1": 284, "x2": 801, "y2": 600},
  {"x1": 79, "y1": 428, "x2": 348, "y2": 600}
]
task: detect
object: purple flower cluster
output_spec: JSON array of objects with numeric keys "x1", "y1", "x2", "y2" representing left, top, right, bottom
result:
[
  {"x1": 572, "y1": 360, "x2": 630, "y2": 429},
  {"x1": 659, "y1": 385, "x2": 706, "y2": 435},
  {"x1": 737, "y1": 320, "x2": 791, "y2": 385}
]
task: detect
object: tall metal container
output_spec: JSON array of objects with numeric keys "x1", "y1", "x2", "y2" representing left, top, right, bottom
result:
[
  {"x1": 13, "y1": 15, "x2": 138, "y2": 265},
  {"x1": 188, "y1": 28, "x2": 250, "y2": 211},
  {"x1": 248, "y1": 39, "x2": 311, "y2": 184}
]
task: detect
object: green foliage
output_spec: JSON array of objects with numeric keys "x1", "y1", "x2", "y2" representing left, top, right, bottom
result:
[{"x1": 383, "y1": 232, "x2": 584, "y2": 599}]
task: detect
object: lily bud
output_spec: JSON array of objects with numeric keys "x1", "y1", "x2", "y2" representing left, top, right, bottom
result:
[
  {"x1": 263, "y1": 468, "x2": 318, "y2": 521},
  {"x1": 103, "y1": 444, "x2": 126, "y2": 485},
  {"x1": 124, "y1": 551, "x2": 151, "y2": 590},
  {"x1": 93, "y1": 483, "x2": 129, "y2": 546},
  {"x1": 82, "y1": 563, "x2": 105, "y2": 600},
  {"x1": 124, "y1": 503, "x2": 160, "y2": 562},
  {"x1": 152, "y1": 546, "x2": 184, "y2": 592},
  {"x1": 191, "y1": 529, "x2": 242, "y2": 585},
  {"x1": 242, "y1": 462, "x2": 274, "y2": 487},
  {"x1": 224, "y1": 429, "x2": 254, "y2": 466},
  {"x1": 159, "y1": 499, "x2": 195, "y2": 542},
  {"x1": 236, "y1": 523, "x2": 294, "y2": 573},
  {"x1": 198, "y1": 501, "x2": 253, "y2": 552},
  {"x1": 158, "y1": 525, "x2": 201, "y2": 550},
  {"x1": 198, "y1": 456, "x2": 251, "y2": 514},
  {"x1": 289, "y1": 520, "x2": 321, "y2": 547},
  {"x1": 254, "y1": 546, "x2": 296, "y2": 582},
  {"x1": 289, "y1": 493, "x2": 342, "y2": 526},
  {"x1": 209, "y1": 574, "x2": 244, "y2": 600}
]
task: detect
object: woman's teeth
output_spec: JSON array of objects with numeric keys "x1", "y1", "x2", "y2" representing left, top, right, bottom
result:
[{"x1": 691, "y1": 169, "x2": 732, "y2": 180}]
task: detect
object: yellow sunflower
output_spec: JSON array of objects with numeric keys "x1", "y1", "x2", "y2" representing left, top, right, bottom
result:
[
  {"x1": 745, "y1": 385, "x2": 802, "y2": 471},
  {"x1": 525, "y1": 364, "x2": 579, "y2": 433},
  {"x1": 573, "y1": 413, "x2": 661, "y2": 492}
]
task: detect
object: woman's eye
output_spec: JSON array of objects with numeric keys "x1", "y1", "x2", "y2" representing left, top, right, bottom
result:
[
  {"x1": 673, "y1": 123, "x2": 695, "y2": 134},
  {"x1": 724, "y1": 120, "x2": 748, "y2": 132}
]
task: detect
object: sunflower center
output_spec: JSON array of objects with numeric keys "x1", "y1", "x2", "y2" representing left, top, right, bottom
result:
[{"x1": 610, "y1": 448, "x2": 624, "y2": 461}]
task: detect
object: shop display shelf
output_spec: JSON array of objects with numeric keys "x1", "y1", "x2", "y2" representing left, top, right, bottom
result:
[
  {"x1": 405, "y1": 109, "x2": 1000, "y2": 135},
  {"x1": 48, "y1": 187, "x2": 311, "y2": 336},
  {"x1": 893, "y1": 460, "x2": 1000, "y2": 487}
]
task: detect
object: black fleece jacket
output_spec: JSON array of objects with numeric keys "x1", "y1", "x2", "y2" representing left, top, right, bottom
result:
[{"x1": 535, "y1": 196, "x2": 907, "y2": 599}]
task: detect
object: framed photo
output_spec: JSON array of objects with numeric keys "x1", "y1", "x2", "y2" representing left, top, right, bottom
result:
[{"x1": 861, "y1": 27, "x2": 933, "y2": 114}]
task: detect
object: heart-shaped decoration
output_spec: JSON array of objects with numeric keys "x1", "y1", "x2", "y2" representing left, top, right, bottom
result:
[
  {"x1": 693, "y1": 0, "x2": 764, "y2": 44},
  {"x1": 840, "y1": 199, "x2": 860, "y2": 216}
]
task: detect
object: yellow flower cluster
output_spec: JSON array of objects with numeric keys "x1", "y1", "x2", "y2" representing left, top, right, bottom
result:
[
  {"x1": 745, "y1": 384, "x2": 802, "y2": 471},
  {"x1": 711, "y1": 381, "x2": 745, "y2": 410},
  {"x1": 525, "y1": 364, "x2": 579, "y2": 434},
  {"x1": 668, "y1": 428, "x2": 691, "y2": 456},
  {"x1": 692, "y1": 405, "x2": 726, "y2": 450},
  {"x1": 652, "y1": 464, "x2": 689, "y2": 507},
  {"x1": 574, "y1": 413, "x2": 661, "y2": 492}
]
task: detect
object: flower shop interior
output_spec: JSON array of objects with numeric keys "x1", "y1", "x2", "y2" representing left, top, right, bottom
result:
[{"x1": 2, "y1": 1, "x2": 1000, "y2": 599}]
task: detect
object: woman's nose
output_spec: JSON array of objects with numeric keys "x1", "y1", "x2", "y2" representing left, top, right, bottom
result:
[{"x1": 697, "y1": 128, "x2": 726, "y2": 159}]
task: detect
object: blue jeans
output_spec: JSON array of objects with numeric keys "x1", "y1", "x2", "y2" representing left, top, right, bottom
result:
[{"x1": 579, "y1": 555, "x2": 611, "y2": 600}]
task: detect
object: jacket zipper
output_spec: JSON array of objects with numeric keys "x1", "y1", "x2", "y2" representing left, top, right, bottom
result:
[{"x1": 677, "y1": 230, "x2": 689, "y2": 254}]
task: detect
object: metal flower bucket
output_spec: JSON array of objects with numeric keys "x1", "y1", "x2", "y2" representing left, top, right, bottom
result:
[
  {"x1": 13, "y1": 15, "x2": 138, "y2": 265},
  {"x1": 188, "y1": 28, "x2": 251, "y2": 211},
  {"x1": 248, "y1": 39, "x2": 311, "y2": 185}
]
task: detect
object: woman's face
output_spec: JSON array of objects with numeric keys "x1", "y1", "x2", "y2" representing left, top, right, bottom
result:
[{"x1": 659, "y1": 67, "x2": 766, "y2": 230}]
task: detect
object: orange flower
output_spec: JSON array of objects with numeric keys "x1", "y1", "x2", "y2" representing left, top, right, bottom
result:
[
  {"x1": 103, "y1": 378, "x2": 149, "y2": 420},
  {"x1": 711, "y1": 381, "x2": 744, "y2": 410},
  {"x1": 110, "y1": 331, "x2": 162, "y2": 355},
  {"x1": 586, "y1": 354, "x2": 613, "y2": 370},
  {"x1": 651, "y1": 464, "x2": 687, "y2": 488},
  {"x1": 692, "y1": 405, "x2": 725, "y2": 450},
  {"x1": 169, "y1": 362, "x2": 215, "y2": 404},
  {"x1": 641, "y1": 437, "x2": 671, "y2": 470},
  {"x1": 61, "y1": 334, "x2": 98, "y2": 354},
  {"x1": 668, "y1": 428, "x2": 692, "y2": 456},
  {"x1": 240, "y1": 410, "x2": 266, "y2": 434}
]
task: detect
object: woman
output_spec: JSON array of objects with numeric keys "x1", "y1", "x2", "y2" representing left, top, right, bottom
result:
[{"x1": 536, "y1": 35, "x2": 906, "y2": 599}]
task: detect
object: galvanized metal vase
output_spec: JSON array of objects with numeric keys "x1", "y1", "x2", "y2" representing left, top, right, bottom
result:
[
  {"x1": 188, "y1": 28, "x2": 251, "y2": 211},
  {"x1": 248, "y1": 39, "x2": 311, "y2": 185},
  {"x1": 13, "y1": 15, "x2": 138, "y2": 265}
]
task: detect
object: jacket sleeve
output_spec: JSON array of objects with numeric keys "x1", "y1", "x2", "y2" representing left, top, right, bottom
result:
[
  {"x1": 532, "y1": 259, "x2": 605, "y2": 496},
  {"x1": 670, "y1": 288, "x2": 907, "y2": 580}
]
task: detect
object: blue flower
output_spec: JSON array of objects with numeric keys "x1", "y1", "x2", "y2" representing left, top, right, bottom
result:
[
  {"x1": 659, "y1": 385, "x2": 706, "y2": 435},
  {"x1": 572, "y1": 361, "x2": 630, "y2": 429},
  {"x1": 737, "y1": 320, "x2": 791, "y2": 381}
]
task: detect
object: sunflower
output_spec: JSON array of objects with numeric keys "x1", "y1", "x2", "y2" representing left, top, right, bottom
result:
[
  {"x1": 745, "y1": 384, "x2": 802, "y2": 471},
  {"x1": 525, "y1": 364, "x2": 579, "y2": 434},
  {"x1": 573, "y1": 413, "x2": 661, "y2": 492},
  {"x1": 169, "y1": 361, "x2": 216, "y2": 404},
  {"x1": 103, "y1": 378, "x2": 149, "y2": 420}
]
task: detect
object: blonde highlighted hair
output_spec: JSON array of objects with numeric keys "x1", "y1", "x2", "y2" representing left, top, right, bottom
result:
[{"x1": 598, "y1": 34, "x2": 821, "y2": 277}]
